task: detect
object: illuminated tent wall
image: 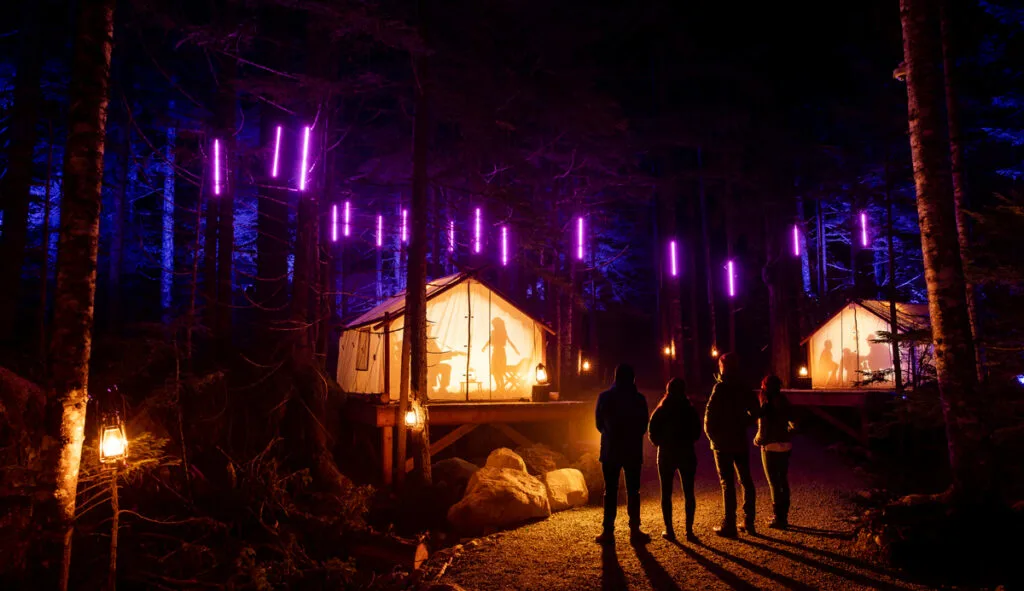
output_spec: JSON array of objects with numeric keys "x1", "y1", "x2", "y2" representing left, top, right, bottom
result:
[
  {"x1": 803, "y1": 300, "x2": 930, "y2": 389},
  {"x1": 337, "y1": 273, "x2": 551, "y2": 401}
]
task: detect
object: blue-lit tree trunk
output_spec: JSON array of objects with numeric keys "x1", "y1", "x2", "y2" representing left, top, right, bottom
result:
[
  {"x1": 162, "y1": 121, "x2": 176, "y2": 320},
  {"x1": 46, "y1": 0, "x2": 116, "y2": 587},
  {"x1": 900, "y1": 0, "x2": 989, "y2": 503}
]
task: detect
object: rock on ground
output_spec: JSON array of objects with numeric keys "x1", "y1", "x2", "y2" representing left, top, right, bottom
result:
[
  {"x1": 447, "y1": 467, "x2": 551, "y2": 534},
  {"x1": 572, "y1": 452, "x2": 604, "y2": 504},
  {"x1": 484, "y1": 447, "x2": 527, "y2": 472},
  {"x1": 433, "y1": 458, "x2": 480, "y2": 499},
  {"x1": 515, "y1": 443, "x2": 570, "y2": 476},
  {"x1": 544, "y1": 468, "x2": 589, "y2": 512}
]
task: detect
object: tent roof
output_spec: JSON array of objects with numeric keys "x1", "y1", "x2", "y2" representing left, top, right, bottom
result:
[
  {"x1": 800, "y1": 299, "x2": 930, "y2": 345},
  {"x1": 342, "y1": 271, "x2": 554, "y2": 334}
]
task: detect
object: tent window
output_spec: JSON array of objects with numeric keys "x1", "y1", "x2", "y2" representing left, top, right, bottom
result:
[{"x1": 356, "y1": 329, "x2": 371, "y2": 371}]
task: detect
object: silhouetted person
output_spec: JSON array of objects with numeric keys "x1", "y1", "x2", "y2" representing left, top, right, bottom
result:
[
  {"x1": 704, "y1": 352, "x2": 758, "y2": 537},
  {"x1": 754, "y1": 375, "x2": 794, "y2": 529},
  {"x1": 482, "y1": 317, "x2": 518, "y2": 395},
  {"x1": 595, "y1": 363, "x2": 650, "y2": 545},
  {"x1": 818, "y1": 339, "x2": 839, "y2": 385},
  {"x1": 648, "y1": 377, "x2": 701, "y2": 542}
]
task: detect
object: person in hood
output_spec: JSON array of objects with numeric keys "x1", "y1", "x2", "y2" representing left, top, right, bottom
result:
[
  {"x1": 703, "y1": 352, "x2": 758, "y2": 537},
  {"x1": 754, "y1": 374, "x2": 795, "y2": 529},
  {"x1": 594, "y1": 363, "x2": 651, "y2": 544},
  {"x1": 648, "y1": 377, "x2": 701, "y2": 541}
]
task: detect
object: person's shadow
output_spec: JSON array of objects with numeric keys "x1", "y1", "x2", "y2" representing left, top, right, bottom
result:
[
  {"x1": 601, "y1": 543, "x2": 627, "y2": 591},
  {"x1": 666, "y1": 539, "x2": 759, "y2": 591},
  {"x1": 633, "y1": 541, "x2": 682, "y2": 591}
]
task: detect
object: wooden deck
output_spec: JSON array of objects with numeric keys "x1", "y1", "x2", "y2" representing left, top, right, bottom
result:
[{"x1": 783, "y1": 388, "x2": 894, "y2": 446}]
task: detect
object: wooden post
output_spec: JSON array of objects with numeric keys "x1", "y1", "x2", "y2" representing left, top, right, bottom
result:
[{"x1": 381, "y1": 426, "x2": 393, "y2": 486}]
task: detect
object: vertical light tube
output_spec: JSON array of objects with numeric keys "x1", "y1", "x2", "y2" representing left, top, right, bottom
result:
[
  {"x1": 576, "y1": 216, "x2": 584, "y2": 260},
  {"x1": 448, "y1": 219, "x2": 455, "y2": 252},
  {"x1": 271, "y1": 125, "x2": 282, "y2": 178},
  {"x1": 376, "y1": 214, "x2": 383, "y2": 247},
  {"x1": 344, "y1": 200, "x2": 351, "y2": 237},
  {"x1": 213, "y1": 139, "x2": 221, "y2": 196},
  {"x1": 298, "y1": 125, "x2": 310, "y2": 191},
  {"x1": 501, "y1": 226, "x2": 508, "y2": 266},
  {"x1": 860, "y1": 212, "x2": 868, "y2": 247},
  {"x1": 727, "y1": 259, "x2": 736, "y2": 298},
  {"x1": 331, "y1": 204, "x2": 338, "y2": 242},
  {"x1": 669, "y1": 239, "x2": 678, "y2": 277},
  {"x1": 474, "y1": 207, "x2": 481, "y2": 253},
  {"x1": 793, "y1": 224, "x2": 800, "y2": 256},
  {"x1": 401, "y1": 209, "x2": 408, "y2": 243}
]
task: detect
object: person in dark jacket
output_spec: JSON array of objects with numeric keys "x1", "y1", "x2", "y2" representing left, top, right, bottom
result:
[
  {"x1": 703, "y1": 352, "x2": 758, "y2": 537},
  {"x1": 648, "y1": 377, "x2": 701, "y2": 542},
  {"x1": 754, "y1": 375, "x2": 794, "y2": 529},
  {"x1": 594, "y1": 363, "x2": 651, "y2": 544}
]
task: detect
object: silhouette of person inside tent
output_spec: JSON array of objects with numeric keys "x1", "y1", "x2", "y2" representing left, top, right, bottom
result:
[
  {"x1": 818, "y1": 339, "x2": 840, "y2": 386},
  {"x1": 482, "y1": 317, "x2": 519, "y2": 396}
]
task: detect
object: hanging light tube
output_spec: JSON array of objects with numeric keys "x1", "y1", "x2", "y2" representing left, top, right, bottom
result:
[
  {"x1": 860, "y1": 212, "x2": 868, "y2": 247},
  {"x1": 298, "y1": 125, "x2": 310, "y2": 192},
  {"x1": 793, "y1": 224, "x2": 800, "y2": 256},
  {"x1": 576, "y1": 216, "x2": 584, "y2": 260},
  {"x1": 669, "y1": 239, "x2": 678, "y2": 277},
  {"x1": 271, "y1": 125, "x2": 282, "y2": 178},
  {"x1": 474, "y1": 208, "x2": 482, "y2": 253},
  {"x1": 448, "y1": 219, "x2": 455, "y2": 253},
  {"x1": 401, "y1": 209, "x2": 408, "y2": 243},
  {"x1": 376, "y1": 214, "x2": 383, "y2": 248},
  {"x1": 331, "y1": 204, "x2": 338, "y2": 242},
  {"x1": 501, "y1": 225, "x2": 508, "y2": 266},
  {"x1": 727, "y1": 259, "x2": 736, "y2": 298},
  {"x1": 344, "y1": 200, "x2": 351, "y2": 237},
  {"x1": 213, "y1": 139, "x2": 221, "y2": 196}
]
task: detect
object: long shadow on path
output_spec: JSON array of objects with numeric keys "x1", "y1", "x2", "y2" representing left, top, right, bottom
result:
[
  {"x1": 698, "y1": 541, "x2": 819, "y2": 591},
  {"x1": 666, "y1": 540, "x2": 759, "y2": 591},
  {"x1": 633, "y1": 541, "x2": 683, "y2": 591},
  {"x1": 738, "y1": 536, "x2": 912, "y2": 591},
  {"x1": 760, "y1": 532, "x2": 899, "y2": 578},
  {"x1": 602, "y1": 543, "x2": 628, "y2": 591}
]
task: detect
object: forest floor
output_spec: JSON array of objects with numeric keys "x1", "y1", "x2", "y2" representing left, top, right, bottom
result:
[{"x1": 435, "y1": 435, "x2": 957, "y2": 591}]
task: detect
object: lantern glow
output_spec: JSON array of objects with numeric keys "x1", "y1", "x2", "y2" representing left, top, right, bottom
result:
[
  {"x1": 535, "y1": 363, "x2": 549, "y2": 385},
  {"x1": 582, "y1": 359, "x2": 592, "y2": 372},
  {"x1": 344, "y1": 201, "x2": 351, "y2": 237},
  {"x1": 576, "y1": 216, "x2": 584, "y2": 260},
  {"x1": 331, "y1": 204, "x2": 338, "y2": 242},
  {"x1": 99, "y1": 424, "x2": 128, "y2": 465},
  {"x1": 213, "y1": 139, "x2": 221, "y2": 196},
  {"x1": 376, "y1": 215, "x2": 383, "y2": 248},
  {"x1": 401, "y1": 209, "x2": 408, "y2": 243},
  {"x1": 501, "y1": 225, "x2": 508, "y2": 266},
  {"x1": 799, "y1": 365, "x2": 809, "y2": 377},
  {"x1": 271, "y1": 125, "x2": 282, "y2": 178},
  {"x1": 663, "y1": 345, "x2": 672, "y2": 356},
  {"x1": 474, "y1": 208, "x2": 482, "y2": 253},
  {"x1": 404, "y1": 401, "x2": 425, "y2": 430},
  {"x1": 860, "y1": 212, "x2": 868, "y2": 247},
  {"x1": 711, "y1": 345, "x2": 719, "y2": 358},
  {"x1": 404, "y1": 409, "x2": 418, "y2": 428},
  {"x1": 726, "y1": 259, "x2": 736, "y2": 297},
  {"x1": 298, "y1": 125, "x2": 310, "y2": 191},
  {"x1": 448, "y1": 220, "x2": 455, "y2": 253},
  {"x1": 669, "y1": 239, "x2": 678, "y2": 277},
  {"x1": 792, "y1": 224, "x2": 800, "y2": 256}
]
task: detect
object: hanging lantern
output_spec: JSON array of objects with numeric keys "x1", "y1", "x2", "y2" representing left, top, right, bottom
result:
[
  {"x1": 799, "y1": 366, "x2": 809, "y2": 377},
  {"x1": 404, "y1": 400, "x2": 425, "y2": 431},
  {"x1": 535, "y1": 363, "x2": 549, "y2": 385},
  {"x1": 711, "y1": 345, "x2": 719, "y2": 358},
  {"x1": 99, "y1": 415, "x2": 128, "y2": 466},
  {"x1": 663, "y1": 345, "x2": 672, "y2": 356},
  {"x1": 581, "y1": 359, "x2": 592, "y2": 373}
]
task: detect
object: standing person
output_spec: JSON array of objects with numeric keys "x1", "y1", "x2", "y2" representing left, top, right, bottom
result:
[
  {"x1": 648, "y1": 377, "x2": 701, "y2": 542},
  {"x1": 595, "y1": 363, "x2": 651, "y2": 544},
  {"x1": 755, "y1": 375, "x2": 794, "y2": 529},
  {"x1": 704, "y1": 353, "x2": 758, "y2": 538}
]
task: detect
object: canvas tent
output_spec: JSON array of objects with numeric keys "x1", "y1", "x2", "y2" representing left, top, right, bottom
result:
[
  {"x1": 803, "y1": 300, "x2": 930, "y2": 389},
  {"x1": 337, "y1": 273, "x2": 551, "y2": 401}
]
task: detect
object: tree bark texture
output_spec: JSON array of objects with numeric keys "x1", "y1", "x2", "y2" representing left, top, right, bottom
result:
[
  {"x1": 0, "y1": 1, "x2": 44, "y2": 342},
  {"x1": 256, "y1": 114, "x2": 290, "y2": 326},
  {"x1": 48, "y1": 0, "x2": 116, "y2": 588},
  {"x1": 215, "y1": 60, "x2": 236, "y2": 353},
  {"x1": 900, "y1": 0, "x2": 989, "y2": 501}
]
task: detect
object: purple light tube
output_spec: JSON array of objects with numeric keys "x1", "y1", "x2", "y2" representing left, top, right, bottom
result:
[
  {"x1": 727, "y1": 259, "x2": 736, "y2": 298},
  {"x1": 448, "y1": 220, "x2": 455, "y2": 253},
  {"x1": 793, "y1": 224, "x2": 800, "y2": 256},
  {"x1": 669, "y1": 239, "x2": 678, "y2": 277},
  {"x1": 501, "y1": 226, "x2": 508, "y2": 266},
  {"x1": 576, "y1": 216, "x2": 584, "y2": 260},
  {"x1": 474, "y1": 208, "x2": 482, "y2": 253},
  {"x1": 860, "y1": 212, "x2": 868, "y2": 247},
  {"x1": 376, "y1": 215, "x2": 383, "y2": 247},
  {"x1": 213, "y1": 139, "x2": 221, "y2": 196},
  {"x1": 298, "y1": 126, "x2": 310, "y2": 191},
  {"x1": 331, "y1": 204, "x2": 338, "y2": 242},
  {"x1": 402, "y1": 209, "x2": 408, "y2": 243},
  {"x1": 344, "y1": 201, "x2": 351, "y2": 237},
  {"x1": 271, "y1": 125, "x2": 282, "y2": 178}
]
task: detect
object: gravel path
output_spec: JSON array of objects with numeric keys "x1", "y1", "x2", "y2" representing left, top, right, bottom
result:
[{"x1": 440, "y1": 436, "x2": 935, "y2": 591}]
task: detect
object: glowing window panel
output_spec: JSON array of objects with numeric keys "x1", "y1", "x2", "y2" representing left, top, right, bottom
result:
[
  {"x1": 331, "y1": 204, "x2": 338, "y2": 242},
  {"x1": 576, "y1": 216, "x2": 584, "y2": 260},
  {"x1": 793, "y1": 224, "x2": 800, "y2": 256},
  {"x1": 448, "y1": 219, "x2": 455, "y2": 253},
  {"x1": 376, "y1": 215, "x2": 383, "y2": 248},
  {"x1": 727, "y1": 259, "x2": 736, "y2": 298},
  {"x1": 501, "y1": 226, "x2": 508, "y2": 266},
  {"x1": 344, "y1": 200, "x2": 351, "y2": 237},
  {"x1": 401, "y1": 209, "x2": 408, "y2": 243},
  {"x1": 213, "y1": 139, "x2": 221, "y2": 196},
  {"x1": 860, "y1": 212, "x2": 868, "y2": 247},
  {"x1": 271, "y1": 125, "x2": 282, "y2": 178},
  {"x1": 298, "y1": 126, "x2": 311, "y2": 192},
  {"x1": 474, "y1": 208, "x2": 482, "y2": 253},
  {"x1": 669, "y1": 239, "x2": 678, "y2": 277}
]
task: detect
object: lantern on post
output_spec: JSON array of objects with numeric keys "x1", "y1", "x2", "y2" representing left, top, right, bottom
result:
[
  {"x1": 532, "y1": 364, "x2": 551, "y2": 402},
  {"x1": 404, "y1": 399, "x2": 426, "y2": 432},
  {"x1": 710, "y1": 345, "x2": 719, "y2": 358},
  {"x1": 99, "y1": 413, "x2": 128, "y2": 467},
  {"x1": 535, "y1": 363, "x2": 549, "y2": 385},
  {"x1": 581, "y1": 359, "x2": 592, "y2": 373}
]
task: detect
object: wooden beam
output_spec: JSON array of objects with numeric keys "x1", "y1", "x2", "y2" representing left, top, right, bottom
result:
[
  {"x1": 404, "y1": 423, "x2": 482, "y2": 473},
  {"x1": 491, "y1": 423, "x2": 534, "y2": 448},
  {"x1": 381, "y1": 426, "x2": 393, "y2": 486}
]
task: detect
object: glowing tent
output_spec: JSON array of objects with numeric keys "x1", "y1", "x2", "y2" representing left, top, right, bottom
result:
[
  {"x1": 337, "y1": 273, "x2": 552, "y2": 401},
  {"x1": 802, "y1": 300, "x2": 930, "y2": 389}
]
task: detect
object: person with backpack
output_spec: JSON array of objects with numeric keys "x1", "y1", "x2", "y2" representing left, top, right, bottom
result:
[
  {"x1": 648, "y1": 377, "x2": 701, "y2": 541},
  {"x1": 754, "y1": 375, "x2": 795, "y2": 529}
]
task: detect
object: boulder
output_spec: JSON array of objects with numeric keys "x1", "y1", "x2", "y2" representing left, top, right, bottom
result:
[
  {"x1": 447, "y1": 467, "x2": 551, "y2": 533},
  {"x1": 484, "y1": 447, "x2": 527, "y2": 472},
  {"x1": 543, "y1": 468, "x2": 589, "y2": 512},
  {"x1": 515, "y1": 443, "x2": 570, "y2": 476},
  {"x1": 433, "y1": 458, "x2": 479, "y2": 499},
  {"x1": 572, "y1": 452, "x2": 604, "y2": 504}
]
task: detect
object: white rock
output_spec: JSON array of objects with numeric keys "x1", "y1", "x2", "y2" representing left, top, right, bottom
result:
[
  {"x1": 447, "y1": 467, "x2": 551, "y2": 533},
  {"x1": 484, "y1": 447, "x2": 527, "y2": 472},
  {"x1": 543, "y1": 468, "x2": 589, "y2": 512}
]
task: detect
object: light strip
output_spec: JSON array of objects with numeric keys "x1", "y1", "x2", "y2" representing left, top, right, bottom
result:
[
  {"x1": 401, "y1": 209, "x2": 408, "y2": 243},
  {"x1": 727, "y1": 259, "x2": 736, "y2": 298},
  {"x1": 793, "y1": 224, "x2": 800, "y2": 256},
  {"x1": 448, "y1": 219, "x2": 455, "y2": 253},
  {"x1": 576, "y1": 216, "x2": 584, "y2": 260},
  {"x1": 344, "y1": 200, "x2": 351, "y2": 237},
  {"x1": 860, "y1": 212, "x2": 868, "y2": 247},
  {"x1": 474, "y1": 208, "x2": 481, "y2": 253},
  {"x1": 376, "y1": 214, "x2": 383, "y2": 247},
  {"x1": 213, "y1": 139, "x2": 221, "y2": 196},
  {"x1": 331, "y1": 204, "x2": 338, "y2": 242},
  {"x1": 271, "y1": 125, "x2": 281, "y2": 178},
  {"x1": 669, "y1": 239, "x2": 678, "y2": 277},
  {"x1": 501, "y1": 226, "x2": 508, "y2": 266},
  {"x1": 298, "y1": 126, "x2": 310, "y2": 192}
]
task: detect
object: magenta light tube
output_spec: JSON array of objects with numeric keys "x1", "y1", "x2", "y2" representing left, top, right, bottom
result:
[
  {"x1": 376, "y1": 215, "x2": 383, "y2": 247},
  {"x1": 344, "y1": 201, "x2": 351, "y2": 237},
  {"x1": 331, "y1": 204, "x2": 338, "y2": 242},
  {"x1": 669, "y1": 240, "x2": 678, "y2": 277},
  {"x1": 727, "y1": 260, "x2": 736, "y2": 298},
  {"x1": 860, "y1": 212, "x2": 868, "y2": 247},
  {"x1": 793, "y1": 224, "x2": 800, "y2": 256},
  {"x1": 448, "y1": 220, "x2": 455, "y2": 253},
  {"x1": 213, "y1": 139, "x2": 221, "y2": 196},
  {"x1": 271, "y1": 125, "x2": 282, "y2": 178},
  {"x1": 401, "y1": 209, "x2": 408, "y2": 243},
  {"x1": 298, "y1": 126, "x2": 310, "y2": 191},
  {"x1": 576, "y1": 216, "x2": 584, "y2": 260},
  {"x1": 501, "y1": 226, "x2": 508, "y2": 266},
  {"x1": 474, "y1": 208, "x2": 482, "y2": 253}
]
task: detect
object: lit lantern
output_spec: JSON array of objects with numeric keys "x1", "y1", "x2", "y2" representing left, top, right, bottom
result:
[
  {"x1": 474, "y1": 208, "x2": 482, "y2": 253},
  {"x1": 669, "y1": 239, "x2": 678, "y2": 277},
  {"x1": 402, "y1": 209, "x2": 408, "y2": 243},
  {"x1": 99, "y1": 417, "x2": 128, "y2": 466},
  {"x1": 711, "y1": 345, "x2": 719, "y2": 358},
  {"x1": 576, "y1": 216, "x2": 584, "y2": 260},
  {"x1": 726, "y1": 259, "x2": 736, "y2": 298},
  {"x1": 448, "y1": 220, "x2": 455, "y2": 253},
  {"x1": 212, "y1": 139, "x2": 222, "y2": 196},
  {"x1": 298, "y1": 125, "x2": 311, "y2": 192},
  {"x1": 581, "y1": 359, "x2": 592, "y2": 373},
  {"x1": 792, "y1": 224, "x2": 800, "y2": 256},
  {"x1": 404, "y1": 400, "x2": 425, "y2": 431},
  {"x1": 535, "y1": 363, "x2": 549, "y2": 385},
  {"x1": 271, "y1": 125, "x2": 282, "y2": 178},
  {"x1": 799, "y1": 366, "x2": 809, "y2": 377},
  {"x1": 663, "y1": 345, "x2": 672, "y2": 356},
  {"x1": 376, "y1": 214, "x2": 383, "y2": 248},
  {"x1": 344, "y1": 201, "x2": 351, "y2": 237},
  {"x1": 501, "y1": 225, "x2": 508, "y2": 266},
  {"x1": 860, "y1": 212, "x2": 868, "y2": 247},
  {"x1": 331, "y1": 204, "x2": 338, "y2": 242}
]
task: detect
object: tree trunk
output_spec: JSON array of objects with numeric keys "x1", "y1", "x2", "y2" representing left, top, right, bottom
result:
[
  {"x1": 39, "y1": 123, "x2": 56, "y2": 364},
  {"x1": 215, "y1": 61, "x2": 236, "y2": 354},
  {"x1": 939, "y1": 0, "x2": 984, "y2": 383},
  {"x1": 885, "y1": 158, "x2": 903, "y2": 391},
  {"x1": 0, "y1": 1, "x2": 44, "y2": 342},
  {"x1": 697, "y1": 148, "x2": 717, "y2": 357},
  {"x1": 900, "y1": 0, "x2": 989, "y2": 502},
  {"x1": 47, "y1": 0, "x2": 116, "y2": 587},
  {"x1": 256, "y1": 113, "x2": 290, "y2": 327},
  {"x1": 162, "y1": 120, "x2": 176, "y2": 320},
  {"x1": 762, "y1": 207, "x2": 797, "y2": 388}
]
